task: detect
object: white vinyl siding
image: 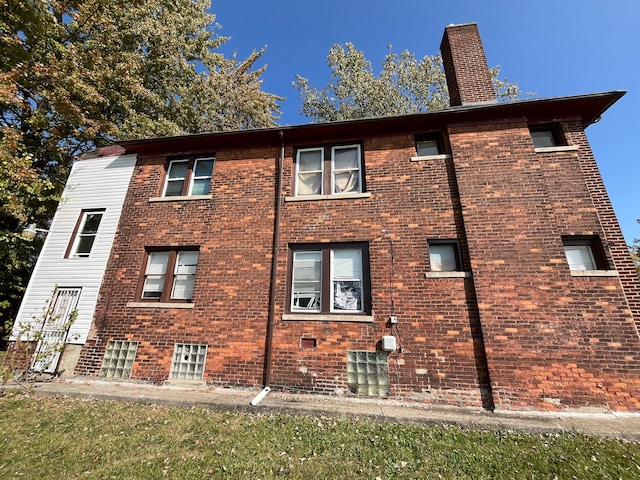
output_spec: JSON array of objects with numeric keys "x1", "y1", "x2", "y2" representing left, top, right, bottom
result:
[{"x1": 12, "y1": 154, "x2": 137, "y2": 344}]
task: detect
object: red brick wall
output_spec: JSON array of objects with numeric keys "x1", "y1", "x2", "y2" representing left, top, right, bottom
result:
[
  {"x1": 269, "y1": 136, "x2": 490, "y2": 407},
  {"x1": 76, "y1": 148, "x2": 279, "y2": 385},
  {"x1": 75, "y1": 118, "x2": 640, "y2": 411},
  {"x1": 449, "y1": 120, "x2": 640, "y2": 410}
]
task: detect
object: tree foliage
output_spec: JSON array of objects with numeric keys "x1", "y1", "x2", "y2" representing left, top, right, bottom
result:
[
  {"x1": 294, "y1": 43, "x2": 522, "y2": 123},
  {"x1": 0, "y1": 0, "x2": 281, "y2": 339}
]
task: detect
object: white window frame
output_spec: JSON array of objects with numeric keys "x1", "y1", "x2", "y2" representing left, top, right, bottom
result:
[
  {"x1": 563, "y1": 244, "x2": 597, "y2": 271},
  {"x1": 294, "y1": 144, "x2": 363, "y2": 197},
  {"x1": 188, "y1": 157, "x2": 215, "y2": 196},
  {"x1": 69, "y1": 210, "x2": 104, "y2": 258},
  {"x1": 331, "y1": 144, "x2": 362, "y2": 195},
  {"x1": 163, "y1": 157, "x2": 215, "y2": 197},
  {"x1": 294, "y1": 148, "x2": 325, "y2": 196}
]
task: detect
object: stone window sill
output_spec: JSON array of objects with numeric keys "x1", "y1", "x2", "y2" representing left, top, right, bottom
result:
[
  {"x1": 282, "y1": 313, "x2": 374, "y2": 323},
  {"x1": 424, "y1": 271, "x2": 471, "y2": 278},
  {"x1": 127, "y1": 302, "x2": 195, "y2": 309},
  {"x1": 410, "y1": 153, "x2": 452, "y2": 162},
  {"x1": 534, "y1": 145, "x2": 579, "y2": 154},
  {"x1": 149, "y1": 195, "x2": 212, "y2": 203},
  {"x1": 570, "y1": 270, "x2": 618, "y2": 277},
  {"x1": 284, "y1": 192, "x2": 372, "y2": 202}
]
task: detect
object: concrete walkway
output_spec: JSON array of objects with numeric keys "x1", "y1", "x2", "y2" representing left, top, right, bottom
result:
[{"x1": 13, "y1": 377, "x2": 640, "y2": 442}]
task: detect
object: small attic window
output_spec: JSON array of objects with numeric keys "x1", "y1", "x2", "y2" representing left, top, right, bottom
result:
[
  {"x1": 529, "y1": 124, "x2": 566, "y2": 148},
  {"x1": 415, "y1": 133, "x2": 444, "y2": 156}
]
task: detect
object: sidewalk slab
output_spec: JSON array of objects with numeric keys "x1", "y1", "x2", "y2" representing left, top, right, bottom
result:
[{"x1": 15, "y1": 378, "x2": 640, "y2": 442}]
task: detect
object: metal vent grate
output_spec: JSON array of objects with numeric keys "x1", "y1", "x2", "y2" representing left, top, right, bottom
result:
[
  {"x1": 170, "y1": 343, "x2": 207, "y2": 381},
  {"x1": 100, "y1": 340, "x2": 138, "y2": 379},
  {"x1": 347, "y1": 350, "x2": 390, "y2": 397}
]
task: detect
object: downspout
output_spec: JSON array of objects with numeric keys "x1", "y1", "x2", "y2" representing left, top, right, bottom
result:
[{"x1": 252, "y1": 131, "x2": 284, "y2": 406}]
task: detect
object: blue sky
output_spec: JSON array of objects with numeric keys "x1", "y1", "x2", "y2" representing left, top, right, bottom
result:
[{"x1": 212, "y1": 0, "x2": 639, "y2": 243}]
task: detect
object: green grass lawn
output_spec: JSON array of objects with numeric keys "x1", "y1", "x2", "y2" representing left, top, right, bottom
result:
[{"x1": 0, "y1": 394, "x2": 638, "y2": 479}]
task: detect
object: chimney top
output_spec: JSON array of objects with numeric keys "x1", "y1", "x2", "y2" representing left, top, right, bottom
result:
[{"x1": 440, "y1": 23, "x2": 497, "y2": 107}]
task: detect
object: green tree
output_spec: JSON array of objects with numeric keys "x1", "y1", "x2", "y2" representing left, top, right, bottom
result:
[
  {"x1": 0, "y1": 0, "x2": 281, "y2": 341},
  {"x1": 294, "y1": 43, "x2": 522, "y2": 123}
]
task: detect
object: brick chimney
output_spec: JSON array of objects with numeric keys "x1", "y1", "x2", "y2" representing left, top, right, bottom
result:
[{"x1": 440, "y1": 23, "x2": 497, "y2": 107}]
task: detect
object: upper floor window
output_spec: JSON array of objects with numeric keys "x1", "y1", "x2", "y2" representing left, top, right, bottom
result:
[
  {"x1": 415, "y1": 133, "x2": 445, "y2": 156},
  {"x1": 295, "y1": 144, "x2": 363, "y2": 196},
  {"x1": 428, "y1": 240, "x2": 462, "y2": 272},
  {"x1": 290, "y1": 243, "x2": 370, "y2": 314},
  {"x1": 562, "y1": 236, "x2": 607, "y2": 271},
  {"x1": 163, "y1": 157, "x2": 215, "y2": 197},
  {"x1": 529, "y1": 124, "x2": 566, "y2": 149},
  {"x1": 140, "y1": 248, "x2": 199, "y2": 302},
  {"x1": 67, "y1": 209, "x2": 105, "y2": 258}
]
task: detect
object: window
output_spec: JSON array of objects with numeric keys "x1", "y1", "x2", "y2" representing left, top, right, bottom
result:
[
  {"x1": 530, "y1": 124, "x2": 565, "y2": 148},
  {"x1": 100, "y1": 340, "x2": 138, "y2": 379},
  {"x1": 140, "y1": 249, "x2": 199, "y2": 302},
  {"x1": 415, "y1": 133, "x2": 445, "y2": 156},
  {"x1": 67, "y1": 209, "x2": 104, "y2": 258},
  {"x1": 290, "y1": 243, "x2": 370, "y2": 314},
  {"x1": 295, "y1": 144, "x2": 363, "y2": 196},
  {"x1": 170, "y1": 343, "x2": 207, "y2": 381},
  {"x1": 428, "y1": 241, "x2": 462, "y2": 272},
  {"x1": 347, "y1": 351, "x2": 390, "y2": 397},
  {"x1": 562, "y1": 236, "x2": 607, "y2": 271},
  {"x1": 163, "y1": 157, "x2": 214, "y2": 197}
]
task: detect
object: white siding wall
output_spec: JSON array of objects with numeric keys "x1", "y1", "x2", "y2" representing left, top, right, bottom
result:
[{"x1": 13, "y1": 154, "x2": 136, "y2": 344}]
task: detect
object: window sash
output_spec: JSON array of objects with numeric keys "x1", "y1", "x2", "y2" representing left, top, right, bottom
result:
[
  {"x1": 332, "y1": 145, "x2": 361, "y2": 194},
  {"x1": 429, "y1": 243, "x2": 459, "y2": 272},
  {"x1": 189, "y1": 158, "x2": 215, "y2": 196},
  {"x1": 171, "y1": 251, "x2": 199, "y2": 299},
  {"x1": 72, "y1": 211, "x2": 104, "y2": 257},
  {"x1": 164, "y1": 160, "x2": 189, "y2": 197},
  {"x1": 331, "y1": 249, "x2": 363, "y2": 312},
  {"x1": 296, "y1": 148, "x2": 324, "y2": 196},
  {"x1": 564, "y1": 244, "x2": 596, "y2": 270},
  {"x1": 291, "y1": 251, "x2": 322, "y2": 311},
  {"x1": 142, "y1": 252, "x2": 169, "y2": 298}
]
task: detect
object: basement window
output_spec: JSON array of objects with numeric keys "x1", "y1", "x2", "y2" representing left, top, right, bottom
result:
[
  {"x1": 99, "y1": 340, "x2": 138, "y2": 379},
  {"x1": 170, "y1": 343, "x2": 207, "y2": 381},
  {"x1": 347, "y1": 350, "x2": 390, "y2": 397}
]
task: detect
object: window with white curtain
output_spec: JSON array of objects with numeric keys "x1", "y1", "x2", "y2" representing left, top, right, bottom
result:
[{"x1": 295, "y1": 144, "x2": 363, "y2": 196}]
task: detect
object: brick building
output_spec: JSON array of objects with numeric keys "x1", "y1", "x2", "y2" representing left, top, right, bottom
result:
[{"x1": 19, "y1": 23, "x2": 640, "y2": 411}]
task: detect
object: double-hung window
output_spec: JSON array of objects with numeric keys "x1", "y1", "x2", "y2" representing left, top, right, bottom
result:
[
  {"x1": 295, "y1": 144, "x2": 363, "y2": 196},
  {"x1": 141, "y1": 249, "x2": 199, "y2": 302},
  {"x1": 290, "y1": 243, "x2": 370, "y2": 314},
  {"x1": 67, "y1": 209, "x2": 105, "y2": 258},
  {"x1": 163, "y1": 157, "x2": 215, "y2": 197}
]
